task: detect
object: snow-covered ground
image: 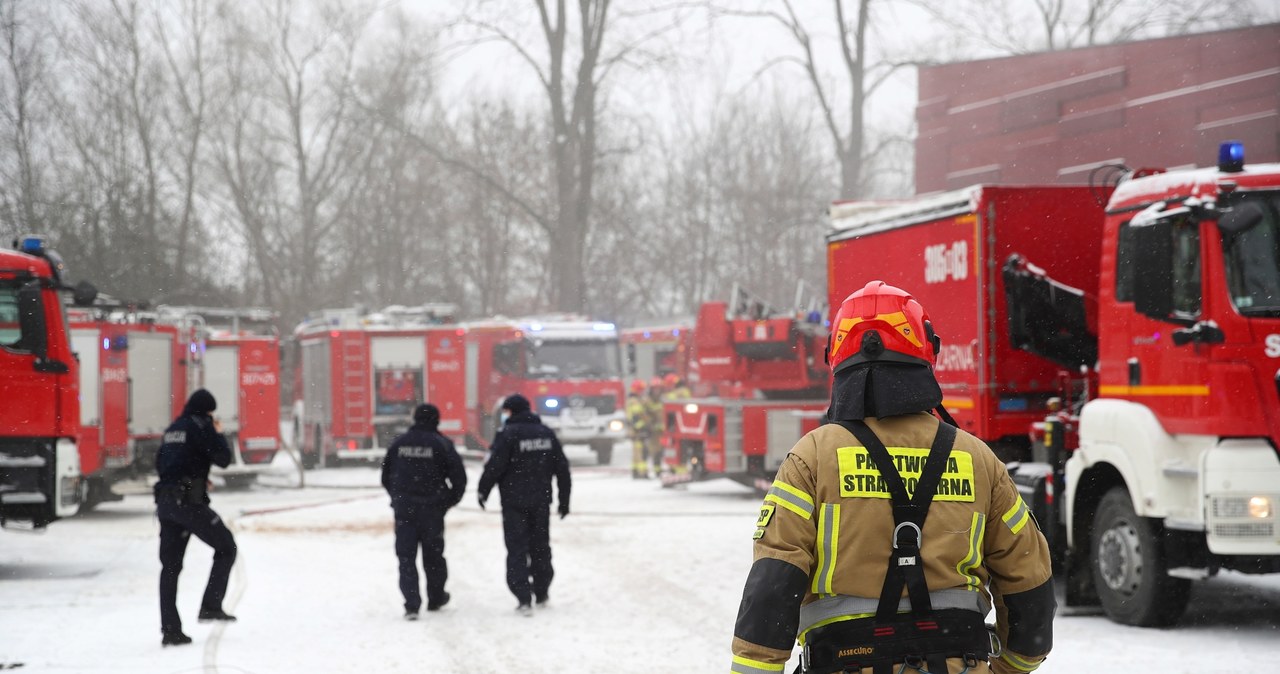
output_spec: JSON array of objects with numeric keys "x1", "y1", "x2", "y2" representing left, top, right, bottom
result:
[{"x1": 2, "y1": 444, "x2": 1276, "y2": 672}]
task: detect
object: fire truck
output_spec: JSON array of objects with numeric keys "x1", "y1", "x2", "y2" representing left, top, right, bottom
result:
[
  {"x1": 68, "y1": 306, "x2": 197, "y2": 506},
  {"x1": 157, "y1": 306, "x2": 282, "y2": 488},
  {"x1": 827, "y1": 142, "x2": 1280, "y2": 627},
  {"x1": 456, "y1": 316, "x2": 627, "y2": 465},
  {"x1": 0, "y1": 237, "x2": 87, "y2": 529},
  {"x1": 620, "y1": 322, "x2": 690, "y2": 389},
  {"x1": 292, "y1": 305, "x2": 457, "y2": 468},
  {"x1": 660, "y1": 286, "x2": 829, "y2": 490}
]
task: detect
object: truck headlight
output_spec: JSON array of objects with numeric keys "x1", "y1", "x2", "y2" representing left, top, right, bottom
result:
[
  {"x1": 1249, "y1": 496, "x2": 1272, "y2": 519},
  {"x1": 608, "y1": 419, "x2": 624, "y2": 432},
  {"x1": 684, "y1": 403, "x2": 699, "y2": 414}
]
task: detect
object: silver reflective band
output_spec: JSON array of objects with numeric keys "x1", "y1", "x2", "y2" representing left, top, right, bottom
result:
[
  {"x1": 767, "y1": 485, "x2": 815, "y2": 518},
  {"x1": 798, "y1": 589, "x2": 992, "y2": 636}
]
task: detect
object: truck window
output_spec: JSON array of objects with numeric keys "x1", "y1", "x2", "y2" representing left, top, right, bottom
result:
[
  {"x1": 1221, "y1": 193, "x2": 1280, "y2": 316},
  {"x1": 527, "y1": 339, "x2": 621, "y2": 379},
  {"x1": 1169, "y1": 216, "x2": 1201, "y2": 317},
  {"x1": 1115, "y1": 222, "x2": 1137, "y2": 302},
  {"x1": 0, "y1": 282, "x2": 26, "y2": 349}
]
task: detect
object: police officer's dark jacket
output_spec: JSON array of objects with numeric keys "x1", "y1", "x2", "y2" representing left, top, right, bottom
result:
[
  {"x1": 381, "y1": 422, "x2": 467, "y2": 508},
  {"x1": 477, "y1": 410, "x2": 571, "y2": 510},
  {"x1": 154, "y1": 395, "x2": 231, "y2": 504}
]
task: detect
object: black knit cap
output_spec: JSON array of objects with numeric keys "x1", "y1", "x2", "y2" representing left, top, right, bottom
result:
[
  {"x1": 501, "y1": 393, "x2": 531, "y2": 414},
  {"x1": 413, "y1": 403, "x2": 440, "y2": 427},
  {"x1": 184, "y1": 389, "x2": 217, "y2": 415}
]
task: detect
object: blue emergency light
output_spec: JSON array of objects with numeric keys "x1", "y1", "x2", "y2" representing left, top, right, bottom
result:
[
  {"x1": 1218, "y1": 141, "x2": 1245, "y2": 173},
  {"x1": 20, "y1": 236, "x2": 45, "y2": 254}
]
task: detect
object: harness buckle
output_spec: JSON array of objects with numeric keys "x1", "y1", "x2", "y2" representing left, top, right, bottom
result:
[{"x1": 891, "y1": 521, "x2": 922, "y2": 549}]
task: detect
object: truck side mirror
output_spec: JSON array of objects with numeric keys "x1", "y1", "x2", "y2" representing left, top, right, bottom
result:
[
  {"x1": 72, "y1": 280, "x2": 98, "y2": 306},
  {"x1": 626, "y1": 343, "x2": 637, "y2": 375},
  {"x1": 17, "y1": 280, "x2": 49, "y2": 360},
  {"x1": 1131, "y1": 220, "x2": 1175, "y2": 319}
]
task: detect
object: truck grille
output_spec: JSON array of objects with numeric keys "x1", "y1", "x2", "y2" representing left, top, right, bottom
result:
[{"x1": 1213, "y1": 522, "x2": 1274, "y2": 538}]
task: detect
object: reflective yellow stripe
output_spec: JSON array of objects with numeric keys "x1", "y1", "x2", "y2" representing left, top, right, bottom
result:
[
  {"x1": 955, "y1": 512, "x2": 985, "y2": 591},
  {"x1": 1003, "y1": 495, "x2": 1031, "y2": 535},
  {"x1": 765, "y1": 480, "x2": 815, "y2": 520},
  {"x1": 796, "y1": 612, "x2": 874, "y2": 645},
  {"x1": 812, "y1": 503, "x2": 840, "y2": 595},
  {"x1": 1098, "y1": 384, "x2": 1210, "y2": 396},
  {"x1": 730, "y1": 654, "x2": 786, "y2": 674},
  {"x1": 1000, "y1": 651, "x2": 1043, "y2": 672}
]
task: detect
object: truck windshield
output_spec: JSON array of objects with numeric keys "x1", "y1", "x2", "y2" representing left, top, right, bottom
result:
[
  {"x1": 526, "y1": 339, "x2": 621, "y2": 379},
  {"x1": 1221, "y1": 192, "x2": 1280, "y2": 316},
  {"x1": 0, "y1": 282, "x2": 25, "y2": 348}
]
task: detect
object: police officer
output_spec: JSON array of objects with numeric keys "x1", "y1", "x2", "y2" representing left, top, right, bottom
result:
[
  {"x1": 154, "y1": 389, "x2": 238, "y2": 647},
  {"x1": 476, "y1": 394, "x2": 572, "y2": 616},
  {"x1": 381, "y1": 403, "x2": 467, "y2": 620},
  {"x1": 730, "y1": 281, "x2": 1055, "y2": 674},
  {"x1": 626, "y1": 379, "x2": 651, "y2": 479}
]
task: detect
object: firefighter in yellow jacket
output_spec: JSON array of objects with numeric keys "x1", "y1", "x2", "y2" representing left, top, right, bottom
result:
[
  {"x1": 626, "y1": 379, "x2": 652, "y2": 479},
  {"x1": 730, "y1": 281, "x2": 1055, "y2": 674}
]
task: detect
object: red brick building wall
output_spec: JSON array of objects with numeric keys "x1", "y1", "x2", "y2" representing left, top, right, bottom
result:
[{"x1": 914, "y1": 24, "x2": 1280, "y2": 194}]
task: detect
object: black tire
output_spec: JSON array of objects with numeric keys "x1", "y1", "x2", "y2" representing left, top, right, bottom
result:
[
  {"x1": 1090, "y1": 486, "x2": 1191, "y2": 626},
  {"x1": 591, "y1": 440, "x2": 613, "y2": 465}
]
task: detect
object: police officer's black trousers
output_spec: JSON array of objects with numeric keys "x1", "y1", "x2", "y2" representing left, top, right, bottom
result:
[
  {"x1": 394, "y1": 504, "x2": 448, "y2": 612},
  {"x1": 502, "y1": 505, "x2": 553, "y2": 606},
  {"x1": 158, "y1": 502, "x2": 237, "y2": 633}
]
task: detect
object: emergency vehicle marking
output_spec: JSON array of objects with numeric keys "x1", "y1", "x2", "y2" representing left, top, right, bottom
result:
[
  {"x1": 756, "y1": 504, "x2": 776, "y2": 528},
  {"x1": 934, "y1": 344, "x2": 977, "y2": 372},
  {"x1": 398, "y1": 446, "x2": 434, "y2": 458},
  {"x1": 1265, "y1": 333, "x2": 1280, "y2": 357},
  {"x1": 102, "y1": 368, "x2": 128, "y2": 384},
  {"x1": 518, "y1": 437, "x2": 554, "y2": 452},
  {"x1": 241, "y1": 372, "x2": 277, "y2": 386},
  {"x1": 835, "y1": 447, "x2": 975, "y2": 501},
  {"x1": 924, "y1": 240, "x2": 969, "y2": 283},
  {"x1": 1098, "y1": 384, "x2": 1210, "y2": 396}
]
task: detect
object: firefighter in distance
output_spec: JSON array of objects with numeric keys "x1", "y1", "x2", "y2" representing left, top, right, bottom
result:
[
  {"x1": 381, "y1": 403, "x2": 467, "y2": 620},
  {"x1": 644, "y1": 376, "x2": 666, "y2": 477},
  {"x1": 153, "y1": 389, "x2": 239, "y2": 647},
  {"x1": 730, "y1": 281, "x2": 1055, "y2": 674},
  {"x1": 626, "y1": 379, "x2": 653, "y2": 479}
]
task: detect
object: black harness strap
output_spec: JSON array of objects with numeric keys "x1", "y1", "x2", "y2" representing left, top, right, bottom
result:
[{"x1": 835, "y1": 419, "x2": 957, "y2": 674}]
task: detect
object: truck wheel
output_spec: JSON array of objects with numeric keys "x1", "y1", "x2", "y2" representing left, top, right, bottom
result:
[
  {"x1": 590, "y1": 440, "x2": 613, "y2": 465},
  {"x1": 1090, "y1": 487, "x2": 1190, "y2": 626}
]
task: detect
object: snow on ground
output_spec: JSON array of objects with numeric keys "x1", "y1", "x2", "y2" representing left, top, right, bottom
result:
[{"x1": 2, "y1": 444, "x2": 1276, "y2": 672}]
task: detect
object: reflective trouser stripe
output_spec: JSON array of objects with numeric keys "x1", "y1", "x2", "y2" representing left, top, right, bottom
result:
[
  {"x1": 1000, "y1": 651, "x2": 1043, "y2": 672},
  {"x1": 798, "y1": 589, "x2": 991, "y2": 636},
  {"x1": 1003, "y1": 495, "x2": 1031, "y2": 534},
  {"x1": 730, "y1": 655, "x2": 786, "y2": 674},
  {"x1": 955, "y1": 512, "x2": 986, "y2": 591},
  {"x1": 812, "y1": 503, "x2": 840, "y2": 594},
  {"x1": 765, "y1": 480, "x2": 814, "y2": 520}
]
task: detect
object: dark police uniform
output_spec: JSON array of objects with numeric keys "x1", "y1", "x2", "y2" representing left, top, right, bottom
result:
[
  {"x1": 477, "y1": 395, "x2": 572, "y2": 610},
  {"x1": 154, "y1": 389, "x2": 237, "y2": 643},
  {"x1": 380, "y1": 404, "x2": 467, "y2": 615}
]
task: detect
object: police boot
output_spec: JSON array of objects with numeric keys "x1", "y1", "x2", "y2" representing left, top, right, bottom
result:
[
  {"x1": 197, "y1": 608, "x2": 237, "y2": 622},
  {"x1": 162, "y1": 631, "x2": 192, "y2": 647}
]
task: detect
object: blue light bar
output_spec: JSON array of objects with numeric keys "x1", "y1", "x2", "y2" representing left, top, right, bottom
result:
[
  {"x1": 672, "y1": 329, "x2": 680, "y2": 337},
  {"x1": 102, "y1": 338, "x2": 110, "y2": 350},
  {"x1": 20, "y1": 236, "x2": 44, "y2": 254},
  {"x1": 1218, "y1": 141, "x2": 1245, "y2": 172}
]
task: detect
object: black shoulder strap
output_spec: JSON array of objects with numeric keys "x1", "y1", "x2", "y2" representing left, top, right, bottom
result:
[{"x1": 833, "y1": 418, "x2": 957, "y2": 626}]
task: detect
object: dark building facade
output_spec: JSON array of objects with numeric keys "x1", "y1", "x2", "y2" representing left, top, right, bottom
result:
[{"x1": 915, "y1": 24, "x2": 1280, "y2": 194}]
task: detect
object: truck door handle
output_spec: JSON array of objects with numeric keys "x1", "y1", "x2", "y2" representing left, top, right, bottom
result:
[
  {"x1": 1128, "y1": 358, "x2": 1141, "y2": 386},
  {"x1": 1172, "y1": 321, "x2": 1225, "y2": 346}
]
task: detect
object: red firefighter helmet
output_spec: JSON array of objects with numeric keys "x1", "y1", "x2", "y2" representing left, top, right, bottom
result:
[
  {"x1": 629, "y1": 379, "x2": 646, "y2": 395},
  {"x1": 828, "y1": 281, "x2": 940, "y2": 373},
  {"x1": 650, "y1": 376, "x2": 664, "y2": 389},
  {"x1": 663, "y1": 373, "x2": 681, "y2": 388}
]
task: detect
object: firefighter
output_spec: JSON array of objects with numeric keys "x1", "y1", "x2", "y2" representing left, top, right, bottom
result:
[
  {"x1": 730, "y1": 281, "x2": 1055, "y2": 674},
  {"x1": 626, "y1": 379, "x2": 652, "y2": 479},
  {"x1": 661, "y1": 373, "x2": 692, "y2": 401},
  {"x1": 644, "y1": 377, "x2": 666, "y2": 477},
  {"x1": 154, "y1": 389, "x2": 238, "y2": 647},
  {"x1": 476, "y1": 394, "x2": 572, "y2": 615},
  {"x1": 381, "y1": 403, "x2": 467, "y2": 620}
]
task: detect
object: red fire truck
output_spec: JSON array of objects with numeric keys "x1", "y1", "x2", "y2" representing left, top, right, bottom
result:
[
  {"x1": 620, "y1": 323, "x2": 690, "y2": 388},
  {"x1": 68, "y1": 309, "x2": 196, "y2": 506},
  {"x1": 1, "y1": 237, "x2": 86, "y2": 529},
  {"x1": 456, "y1": 316, "x2": 627, "y2": 464},
  {"x1": 827, "y1": 142, "x2": 1280, "y2": 626},
  {"x1": 293, "y1": 306, "x2": 456, "y2": 468},
  {"x1": 660, "y1": 286, "x2": 830, "y2": 490}
]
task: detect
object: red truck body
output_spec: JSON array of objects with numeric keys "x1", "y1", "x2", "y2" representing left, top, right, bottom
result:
[
  {"x1": 828, "y1": 185, "x2": 1107, "y2": 458},
  {"x1": 0, "y1": 239, "x2": 83, "y2": 528},
  {"x1": 204, "y1": 333, "x2": 282, "y2": 471}
]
